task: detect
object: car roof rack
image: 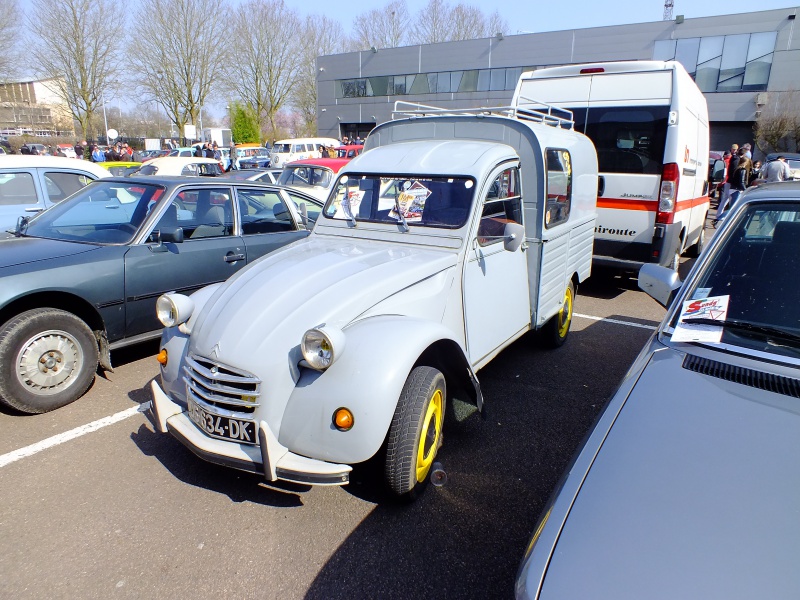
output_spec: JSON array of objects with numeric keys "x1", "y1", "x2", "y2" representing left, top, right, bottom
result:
[{"x1": 392, "y1": 100, "x2": 574, "y2": 130}]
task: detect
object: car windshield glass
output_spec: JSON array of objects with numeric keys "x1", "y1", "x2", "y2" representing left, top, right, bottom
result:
[
  {"x1": 278, "y1": 166, "x2": 332, "y2": 189},
  {"x1": 322, "y1": 173, "x2": 475, "y2": 229},
  {"x1": 22, "y1": 181, "x2": 165, "y2": 244},
  {"x1": 671, "y1": 202, "x2": 800, "y2": 358}
]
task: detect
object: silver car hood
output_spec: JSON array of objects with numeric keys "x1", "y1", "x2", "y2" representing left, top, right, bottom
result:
[
  {"x1": 540, "y1": 346, "x2": 800, "y2": 599},
  {"x1": 188, "y1": 236, "x2": 457, "y2": 372}
]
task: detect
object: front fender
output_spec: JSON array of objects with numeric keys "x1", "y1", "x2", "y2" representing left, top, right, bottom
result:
[{"x1": 279, "y1": 315, "x2": 465, "y2": 464}]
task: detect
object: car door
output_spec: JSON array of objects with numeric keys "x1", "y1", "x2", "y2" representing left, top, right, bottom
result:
[
  {"x1": 234, "y1": 186, "x2": 310, "y2": 260},
  {"x1": 123, "y1": 185, "x2": 247, "y2": 338},
  {"x1": 462, "y1": 164, "x2": 531, "y2": 366},
  {"x1": 0, "y1": 169, "x2": 45, "y2": 230}
]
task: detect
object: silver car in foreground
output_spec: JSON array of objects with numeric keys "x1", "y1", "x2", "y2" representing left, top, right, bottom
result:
[{"x1": 516, "y1": 181, "x2": 800, "y2": 599}]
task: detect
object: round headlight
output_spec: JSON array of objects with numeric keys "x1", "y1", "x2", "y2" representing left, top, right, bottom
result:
[
  {"x1": 301, "y1": 326, "x2": 345, "y2": 370},
  {"x1": 156, "y1": 293, "x2": 195, "y2": 327}
]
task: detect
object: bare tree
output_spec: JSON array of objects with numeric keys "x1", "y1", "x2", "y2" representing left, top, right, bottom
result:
[
  {"x1": 27, "y1": 0, "x2": 124, "y2": 139},
  {"x1": 353, "y1": 0, "x2": 412, "y2": 49},
  {"x1": 293, "y1": 14, "x2": 351, "y2": 136},
  {"x1": 0, "y1": 0, "x2": 21, "y2": 82},
  {"x1": 131, "y1": 0, "x2": 227, "y2": 140},
  {"x1": 485, "y1": 10, "x2": 509, "y2": 38},
  {"x1": 225, "y1": 0, "x2": 303, "y2": 140},
  {"x1": 450, "y1": 4, "x2": 508, "y2": 40},
  {"x1": 409, "y1": 0, "x2": 452, "y2": 45},
  {"x1": 755, "y1": 90, "x2": 800, "y2": 154}
]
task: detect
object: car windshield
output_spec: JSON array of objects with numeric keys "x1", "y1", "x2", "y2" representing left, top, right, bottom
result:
[
  {"x1": 322, "y1": 173, "x2": 475, "y2": 229},
  {"x1": 278, "y1": 166, "x2": 332, "y2": 190},
  {"x1": 21, "y1": 181, "x2": 165, "y2": 244},
  {"x1": 671, "y1": 202, "x2": 800, "y2": 358}
]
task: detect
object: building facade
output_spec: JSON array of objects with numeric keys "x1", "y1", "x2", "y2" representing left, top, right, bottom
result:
[
  {"x1": 317, "y1": 7, "x2": 800, "y2": 152},
  {"x1": 0, "y1": 78, "x2": 75, "y2": 138}
]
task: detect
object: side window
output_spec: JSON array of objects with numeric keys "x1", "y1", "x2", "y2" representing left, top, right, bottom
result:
[
  {"x1": 0, "y1": 172, "x2": 37, "y2": 205},
  {"x1": 545, "y1": 149, "x2": 572, "y2": 229},
  {"x1": 237, "y1": 188, "x2": 295, "y2": 234},
  {"x1": 44, "y1": 171, "x2": 93, "y2": 203},
  {"x1": 478, "y1": 167, "x2": 522, "y2": 246},
  {"x1": 288, "y1": 192, "x2": 321, "y2": 229},
  {"x1": 175, "y1": 188, "x2": 234, "y2": 239}
]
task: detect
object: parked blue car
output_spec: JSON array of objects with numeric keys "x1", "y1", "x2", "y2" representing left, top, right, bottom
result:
[{"x1": 0, "y1": 176, "x2": 322, "y2": 413}]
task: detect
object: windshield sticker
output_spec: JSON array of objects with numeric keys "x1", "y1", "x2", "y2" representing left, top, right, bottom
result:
[
  {"x1": 691, "y1": 288, "x2": 713, "y2": 300},
  {"x1": 338, "y1": 190, "x2": 365, "y2": 220},
  {"x1": 389, "y1": 181, "x2": 431, "y2": 223},
  {"x1": 671, "y1": 295, "x2": 730, "y2": 343}
]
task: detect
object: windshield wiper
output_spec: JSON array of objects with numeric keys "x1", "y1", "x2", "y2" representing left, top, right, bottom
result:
[
  {"x1": 681, "y1": 317, "x2": 800, "y2": 344},
  {"x1": 393, "y1": 190, "x2": 409, "y2": 232}
]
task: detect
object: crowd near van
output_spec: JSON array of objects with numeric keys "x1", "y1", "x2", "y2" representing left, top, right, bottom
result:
[
  {"x1": 269, "y1": 137, "x2": 340, "y2": 168},
  {"x1": 513, "y1": 61, "x2": 710, "y2": 270}
]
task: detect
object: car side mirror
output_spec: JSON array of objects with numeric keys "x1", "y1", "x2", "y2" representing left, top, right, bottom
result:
[
  {"x1": 638, "y1": 263, "x2": 681, "y2": 308},
  {"x1": 712, "y1": 159, "x2": 726, "y2": 183},
  {"x1": 150, "y1": 226, "x2": 184, "y2": 249},
  {"x1": 298, "y1": 202, "x2": 309, "y2": 229},
  {"x1": 503, "y1": 222, "x2": 526, "y2": 252}
]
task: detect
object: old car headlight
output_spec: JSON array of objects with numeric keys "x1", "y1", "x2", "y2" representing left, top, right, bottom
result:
[
  {"x1": 156, "y1": 293, "x2": 195, "y2": 327},
  {"x1": 301, "y1": 326, "x2": 345, "y2": 370}
]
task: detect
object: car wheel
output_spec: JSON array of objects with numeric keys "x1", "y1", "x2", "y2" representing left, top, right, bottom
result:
[
  {"x1": 541, "y1": 280, "x2": 575, "y2": 348},
  {"x1": 384, "y1": 366, "x2": 446, "y2": 500},
  {"x1": 667, "y1": 245, "x2": 682, "y2": 271},
  {"x1": 0, "y1": 309, "x2": 99, "y2": 413},
  {"x1": 687, "y1": 220, "x2": 707, "y2": 258}
]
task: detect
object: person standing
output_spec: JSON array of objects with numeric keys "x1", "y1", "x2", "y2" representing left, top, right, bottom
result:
[
  {"x1": 203, "y1": 142, "x2": 215, "y2": 159},
  {"x1": 763, "y1": 156, "x2": 792, "y2": 183},
  {"x1": 91, "y1": 145, "x2": 105, "y2": 162},
  {"x1": 227, "y1": 140, "x2": 238, "y2": 171},
  {"x1": 718, "y1": 152, "x2": 751, "y2": 220}
]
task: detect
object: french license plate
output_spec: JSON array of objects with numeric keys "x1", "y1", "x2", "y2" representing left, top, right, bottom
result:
[{"x1": 187, "y1": 399, "x2": 256, "y2": 445}]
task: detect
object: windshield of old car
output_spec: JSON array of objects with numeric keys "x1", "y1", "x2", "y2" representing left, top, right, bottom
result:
[
  {"x1": 22, "y1": 181, "x2": 164, "y2": 244},
  {"x1": 670, "y1": 202, "x2": 800, "y2": 358},
  {"x1": 323, "y1": 174, "x2": 475, "y2": 228},
  {"x1": 278, "y1": 166, "x2": 332, "y2": 190}
]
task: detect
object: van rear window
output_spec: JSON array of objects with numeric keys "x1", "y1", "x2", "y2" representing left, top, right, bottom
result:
[{"x1": 569, "y1": 106, "x2": 669, "y2": 175}]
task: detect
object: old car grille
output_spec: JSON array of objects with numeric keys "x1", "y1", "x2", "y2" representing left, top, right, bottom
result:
[
  {"x1": 184, "y1": 354, "x2": 261, "y2": 413},
  {"x1": 683, "y1": 354, "x2": 800, "y2": 399}
]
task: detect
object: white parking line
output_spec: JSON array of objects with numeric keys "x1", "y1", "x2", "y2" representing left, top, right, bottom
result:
[
  {"x1": 574, "y1": 313, "x2": 658, "y2": 331},
  {"x1": 0, "y1": 406, "x2": 141, "y2": 468},
  {"x1": 0, "y1": 313, "x2": 655, "y2": 468}
]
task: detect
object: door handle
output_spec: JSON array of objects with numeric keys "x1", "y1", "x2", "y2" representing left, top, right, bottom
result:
[
  {"x1": 224, "y1": 253, "x2": 245, "y2": 263},
  {"x1": 24, "y1": 207, "x2": 44, "y2": 212}
]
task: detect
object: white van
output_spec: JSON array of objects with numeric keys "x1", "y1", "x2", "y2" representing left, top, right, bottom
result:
[
  {"x1": 269, "y1": 137, "x2": 340, "y2": 168},
  {"x1": 512, "y1": 61, "x2": 710, "y2": 269}
]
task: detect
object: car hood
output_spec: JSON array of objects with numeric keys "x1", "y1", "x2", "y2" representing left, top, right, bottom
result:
[
  {"x1": 0, "y1": 236, "x2": 100, "y2": 269},
  {"x1": 540, "y1": 346, "x2": 800, "y2": 599},
  {"x1": 188, "y1": 236, "x2": 457, "y2": 370}
]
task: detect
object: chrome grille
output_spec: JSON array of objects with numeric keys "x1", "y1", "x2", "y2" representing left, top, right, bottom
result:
[{"x1": 184, "y1": 354, "x2": 261, "y2": 413}]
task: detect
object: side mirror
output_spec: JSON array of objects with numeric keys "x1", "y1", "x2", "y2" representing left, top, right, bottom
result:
[
  {"x1": 712, "y1": 159, "x2": 726, "y2": 183},
  {"x1": 503, "y1": 222, "x2": 526, "y2": 252},
  {"x1": 150, "y1": 226, "x2": 184, "y2": 248},
  {"x1": 298, "y1": 202, "x2": 309, "y2": 229},
  {"x1": 638, "y1": 263, "x2": 681, "y2": 308}
]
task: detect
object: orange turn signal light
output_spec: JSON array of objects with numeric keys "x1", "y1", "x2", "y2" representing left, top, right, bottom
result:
[
  {"x1": 333, "y1": 408, "x2": 354, "y2": 431},
  {"x1": 156, "y1": 349, "x2": 168, "y2": 366}
]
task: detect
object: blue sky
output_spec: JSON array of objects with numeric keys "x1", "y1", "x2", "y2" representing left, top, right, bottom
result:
[{"x1": 282, "y1": 0, "x2": 798, "y2": 34}]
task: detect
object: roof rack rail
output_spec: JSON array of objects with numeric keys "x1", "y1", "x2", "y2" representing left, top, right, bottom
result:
[{"x1": 392, "y1": 100, "x2": 574, "y2": 129}]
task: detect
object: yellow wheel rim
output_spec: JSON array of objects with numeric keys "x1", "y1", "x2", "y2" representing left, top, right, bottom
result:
[
  {"x1": 416, "y1": 389, "x2": 444, "y2": 483},
  {"x1": 557, "y1": 286, "x2": 573, "y2": 339}
]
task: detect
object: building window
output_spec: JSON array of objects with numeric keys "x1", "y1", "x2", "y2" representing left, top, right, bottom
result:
[{"x1": 652, "y1": 31, "x2": 776, "y2": 92}]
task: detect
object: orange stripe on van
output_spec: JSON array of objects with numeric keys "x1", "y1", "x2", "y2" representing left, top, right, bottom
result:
[{"x1": 596, "y1": 196, "x2": 709, "y2": 212}]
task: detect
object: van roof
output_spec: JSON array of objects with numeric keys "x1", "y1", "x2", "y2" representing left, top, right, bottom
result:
[{"x1": 521, "y1": 60, "x2": 684, "y2": 79}]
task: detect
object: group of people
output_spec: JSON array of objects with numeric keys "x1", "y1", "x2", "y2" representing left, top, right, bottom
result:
[
  {"x1": 195, "y1": 141, "x2": 222, "y2": 160},
  {"x1": 86, "y1": 141, "x2": 134, "y2": 163},
  {"x1": 717, "y1": 142, "x2": 794, "y2": 221}
]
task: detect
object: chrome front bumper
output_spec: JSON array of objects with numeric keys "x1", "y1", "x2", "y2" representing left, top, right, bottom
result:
[{"x1": 147, "y1": 380, "x2": 351, "y2": 486}]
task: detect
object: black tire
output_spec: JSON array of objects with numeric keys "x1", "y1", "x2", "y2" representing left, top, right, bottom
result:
[
  {"x1": 384, "y1": 366, "x2": 446, "y2": 500},
  {"x1": 687, "y1": 219, "x2": 707, "y2": 258},
  {"x1": 540, "y1": 280, "x2": 575, "y2": 348},
  {"x1": 0, "y1": 309, "x2": 99, "y2": 413}
]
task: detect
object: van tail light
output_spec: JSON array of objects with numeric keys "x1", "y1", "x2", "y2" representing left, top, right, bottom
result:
[
  {"x1": 580, "y1": 67, "x2": 605, "y2": 74},
  {"x1": 657, "y1": 163, "x2": 680, "y2": 224}
]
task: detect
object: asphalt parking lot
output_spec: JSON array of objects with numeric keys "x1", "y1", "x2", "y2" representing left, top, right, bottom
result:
[{"x1": 0, "y1": 259, "x2": 696, "y2": 599}]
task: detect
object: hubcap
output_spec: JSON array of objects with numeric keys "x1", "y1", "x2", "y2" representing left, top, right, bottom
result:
[
  {"x1": 16, "y1": 330, "x2": 83, "y2": 395},
  {"x1": 416, "y1": 389, "x2": 444, "y2": 482},
  {"x1": 557, "y1": 287, "x2": 573, "y2": 339}
]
